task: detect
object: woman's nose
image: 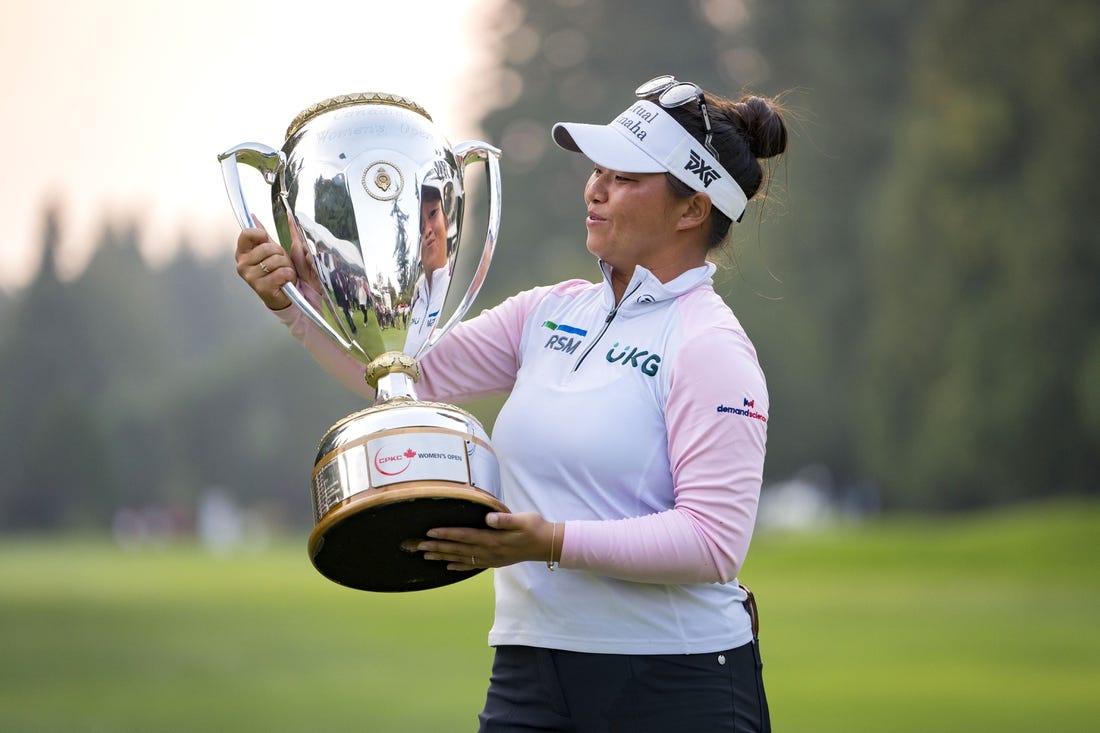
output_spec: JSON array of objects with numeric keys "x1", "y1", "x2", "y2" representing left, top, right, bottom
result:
[{"x1": 585, "y1": 174, "x2": 605, "y2": 203}]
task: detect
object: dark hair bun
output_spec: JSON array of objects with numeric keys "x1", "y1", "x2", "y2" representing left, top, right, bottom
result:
[{"x1": 732, "y1": 95, "x2": 787, "y2": 159}]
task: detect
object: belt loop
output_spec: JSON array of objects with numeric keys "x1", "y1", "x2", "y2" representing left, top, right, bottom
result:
[
  {"x1": 739, "y1": 583, "x2": 759, "y2": 639},
  {"x1": 740, "y1": 583, "x2": 764, "y2": 668}
]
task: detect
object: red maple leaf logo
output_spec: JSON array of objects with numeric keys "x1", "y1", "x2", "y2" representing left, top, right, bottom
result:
[{"x1": 403, "y1": 449, "x2": 417, "y2": 458}]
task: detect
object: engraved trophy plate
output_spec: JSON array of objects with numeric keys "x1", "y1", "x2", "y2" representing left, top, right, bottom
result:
[{"x1": 218, "y1": 93, "x2": 506, "y2": 591}]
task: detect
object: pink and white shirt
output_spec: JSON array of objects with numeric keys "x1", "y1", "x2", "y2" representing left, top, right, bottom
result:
[{"x1": 277, "y1": 261, "x2": 768, "y2": 654}]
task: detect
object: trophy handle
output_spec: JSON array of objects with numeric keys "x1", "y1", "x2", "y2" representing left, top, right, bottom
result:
[
  {"x1": 420, "y1": 140, "x2": 503, "y2": 355},
  {"x1": 217, "y1": 142, "x2": 282, "y2": 229},
  {"x1": 218, "y1": 142, "x2": 355, "y2": 352}
]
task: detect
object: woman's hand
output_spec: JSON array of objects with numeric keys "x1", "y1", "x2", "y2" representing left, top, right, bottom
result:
[
  {"x1": 408, "y1": 512, "x2": 561, "y2": 572},
  {"x1": 234, "y1": 222, "x2": 297, "y2": 310}
]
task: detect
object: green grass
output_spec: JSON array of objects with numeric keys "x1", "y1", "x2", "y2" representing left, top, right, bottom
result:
[
  {"x1": 747, "y1": 499, "x2": 1100, "y2": 732},
  {"x1": 0, "y1": 541, "x2": 496, "y2": 732},
  {"x1": 1, "y1": 499, "x2": 1097, "y2": 732}
]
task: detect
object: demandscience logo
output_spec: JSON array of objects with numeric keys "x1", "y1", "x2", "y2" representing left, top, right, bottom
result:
[{"x1": 717, "y1": 398, "x2": 767, "y2": 423}]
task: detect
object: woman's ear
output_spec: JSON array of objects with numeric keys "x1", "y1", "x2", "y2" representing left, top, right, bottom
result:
[{"x1": 675, "y1": 192, "x2": 712, "y2": 232}]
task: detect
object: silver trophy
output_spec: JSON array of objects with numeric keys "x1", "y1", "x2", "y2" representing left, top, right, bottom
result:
[{"x1": 218, "y1": 92, "x2": 507, "y2": 592}]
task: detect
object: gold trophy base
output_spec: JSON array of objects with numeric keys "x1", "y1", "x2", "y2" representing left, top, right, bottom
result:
[{"x1": 308, "y1": 481, "x2": 509, "y2": 592}]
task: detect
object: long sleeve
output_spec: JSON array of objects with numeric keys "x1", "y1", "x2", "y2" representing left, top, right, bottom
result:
[
  {"x1": 417, "y1": 286, "x2": 562, "y2": 403},
  {"x1": 559, "y1": 326, "x2": 768, "y2": 584}
]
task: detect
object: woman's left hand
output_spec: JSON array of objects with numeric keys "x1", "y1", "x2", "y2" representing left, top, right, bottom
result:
[{"x1": 407, "y1": 512, "x2": 558, "y2": 572}]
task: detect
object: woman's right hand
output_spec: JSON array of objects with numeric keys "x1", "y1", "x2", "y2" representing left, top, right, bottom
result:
[{"x1": 235, "y1": 222, "x2": 297, "y2": 311}]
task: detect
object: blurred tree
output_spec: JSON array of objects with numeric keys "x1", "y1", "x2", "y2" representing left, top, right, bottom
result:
[
  {"x1": 857, "y1": 0, "x2": 1100, "y2": 507},
  {"x1": 0, "y1": 208, "x2": 100, "y2": 529},
  {"x1": 19, "y1": 391, "x2": 115, "y2": 529},
  {"x1": 712, "y1": 0, "x2": 923, "y2": 495},
  {"x1": 0, "y1": 207, "x2": 359, "y2": 531}
]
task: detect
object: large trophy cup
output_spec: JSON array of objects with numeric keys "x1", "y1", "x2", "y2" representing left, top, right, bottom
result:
[{"x1": 218, "y1": 92, "x2": 507, "y2": 592}]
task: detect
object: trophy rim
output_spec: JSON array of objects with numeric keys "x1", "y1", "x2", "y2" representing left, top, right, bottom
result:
[
  {"x1": 307, "y1": 482, "x2": 510, "y2": 592},
  {"x1": 286, "y1": 92, "x2": 433, "y2": 140},
  {"x1": 310, "y1": 481, "x2": 510, "y2": 542}
]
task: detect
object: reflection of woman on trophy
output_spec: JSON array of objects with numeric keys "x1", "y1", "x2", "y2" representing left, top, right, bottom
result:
[
  {"x1": 355, "y1": 277, "x2": 369, "y2": 321},
  {"x1": 404, "y1": 179, "x2": 454, "y2": 355}
]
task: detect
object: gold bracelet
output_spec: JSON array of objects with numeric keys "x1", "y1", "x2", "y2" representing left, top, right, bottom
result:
[{"x1": 548, "y1": 522, "x2": 558, "y2": 571}]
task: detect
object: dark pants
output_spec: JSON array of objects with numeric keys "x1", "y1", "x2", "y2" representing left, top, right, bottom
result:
[{"x1": 477, "y1": 642, "x2": 770, "y2": 732}]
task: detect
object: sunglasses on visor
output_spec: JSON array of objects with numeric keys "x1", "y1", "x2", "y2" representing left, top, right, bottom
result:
[{"x1": 635, "y1": 75, "x2": 718, "y2": 158}]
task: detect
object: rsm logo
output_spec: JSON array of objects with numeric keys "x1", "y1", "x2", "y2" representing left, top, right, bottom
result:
[
  {"x1": 543, "y1": 321, "x2": 587, "y2": 355},
  {"x1": 546, "y1": 334, "x2": 583, "y2": 354}
]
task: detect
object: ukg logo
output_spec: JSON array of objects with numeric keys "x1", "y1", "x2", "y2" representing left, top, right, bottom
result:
[{"x1": 605, "y1": 342, "x2": 661, "y2": 376}]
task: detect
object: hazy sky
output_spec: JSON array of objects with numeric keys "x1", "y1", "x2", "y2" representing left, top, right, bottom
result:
[{"x1": 1, "y1": 0, "x2": 501, "y2": 293}]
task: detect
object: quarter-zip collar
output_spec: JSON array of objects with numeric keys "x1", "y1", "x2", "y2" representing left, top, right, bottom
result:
[
  {"x1": 571, "y1": 260, "x2": 716, "y2": 373},
  {"x1": 597, "y1": 259, "x2": 717, "y2": 316}
]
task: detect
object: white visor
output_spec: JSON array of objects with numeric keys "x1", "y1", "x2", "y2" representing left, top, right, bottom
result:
[{"x1": 552, "y1": 100, "x2": 747, "y2": 221}]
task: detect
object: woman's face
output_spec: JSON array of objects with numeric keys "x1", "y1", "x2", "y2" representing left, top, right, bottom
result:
[
  {"x1": 419, "y1": 192, "x2": 449, "y2": 274},
  {"x1": 583, "y1": 166, "x2": 687, "y2": 276}
]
